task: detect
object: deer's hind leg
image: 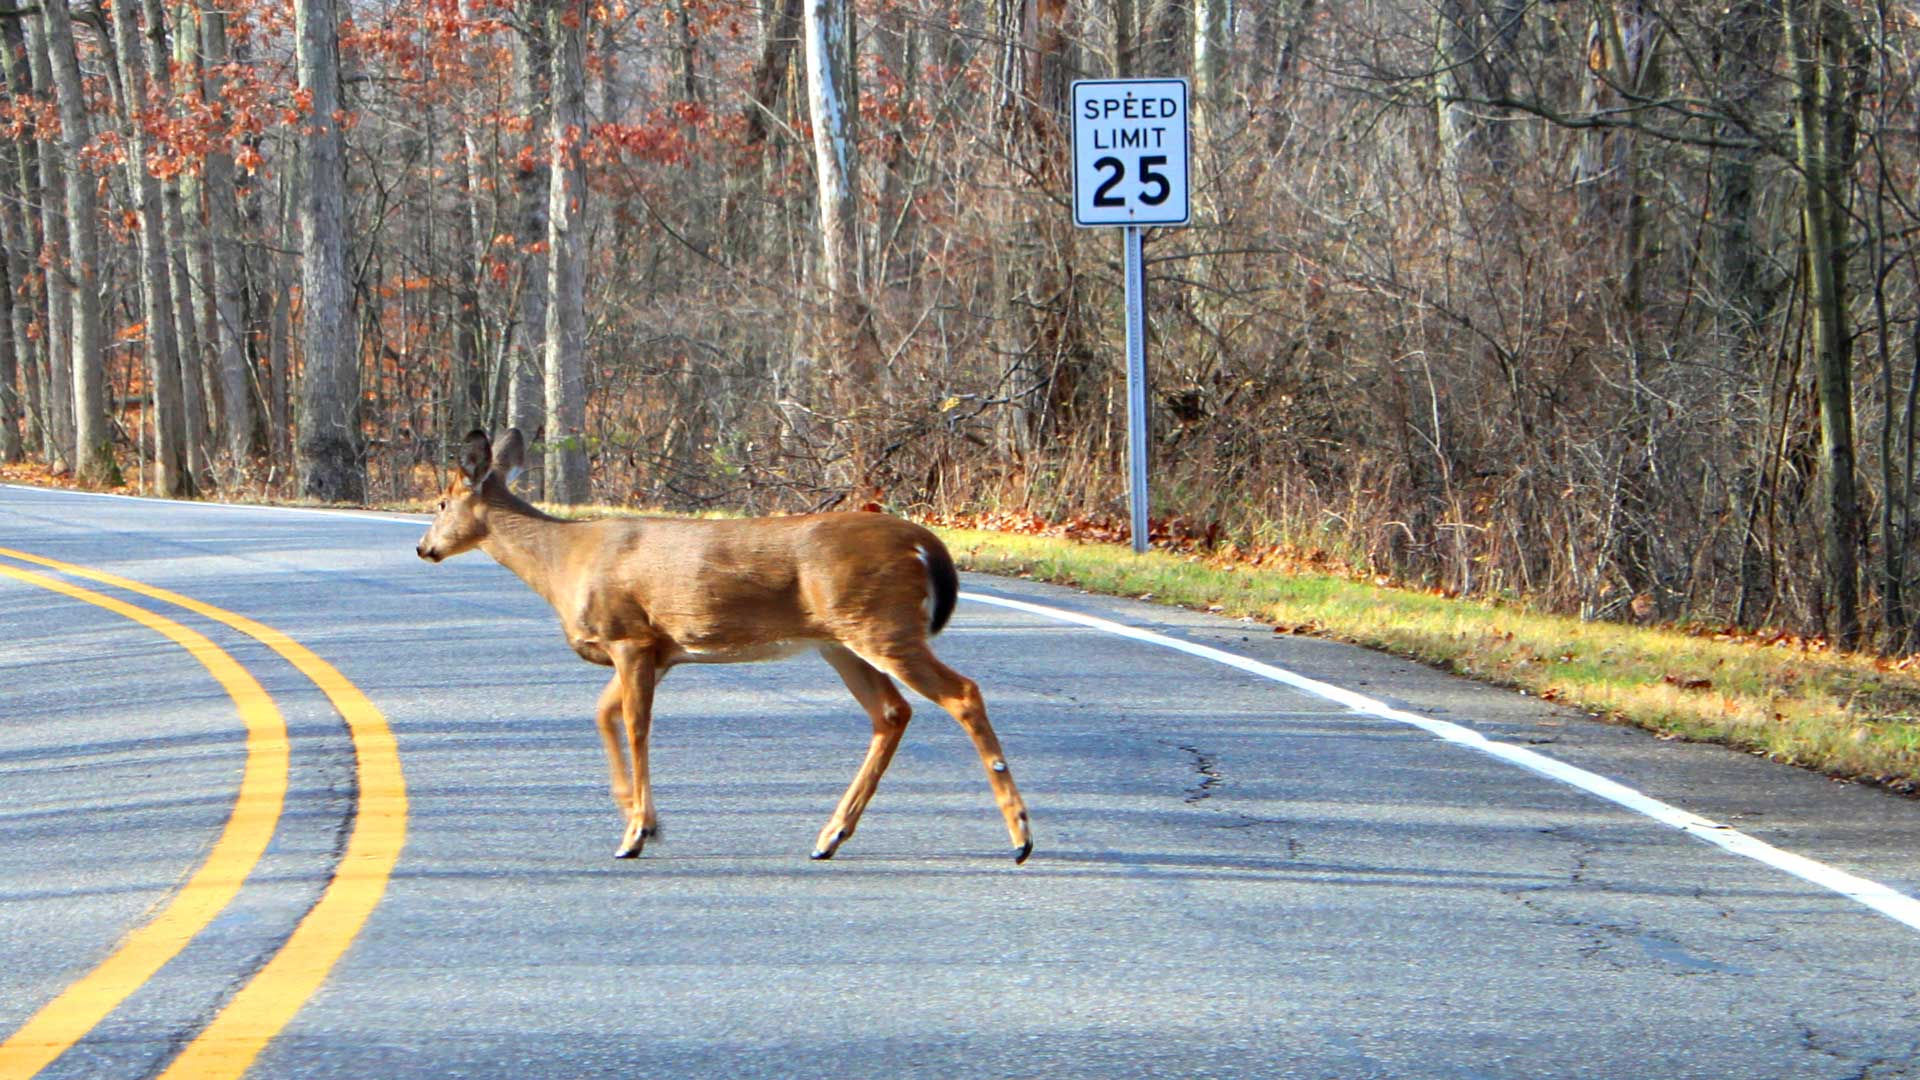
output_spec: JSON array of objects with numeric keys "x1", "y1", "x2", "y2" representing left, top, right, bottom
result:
[
  {"x1": 865, "y1": 642, "x2": 1031, "y2": 864},
  {"x1": 810, "y1": 644, "x2": 913, "y2": 860}
]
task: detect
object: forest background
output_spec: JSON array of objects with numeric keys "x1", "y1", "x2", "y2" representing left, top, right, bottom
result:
[{"x1": 3, "y1": 0, "x2": 1919, "y2": 655}]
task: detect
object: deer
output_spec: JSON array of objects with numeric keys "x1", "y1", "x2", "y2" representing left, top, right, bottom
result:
[{"x1": 415, "y1": 429, "x2": 1032, "y2": 864}]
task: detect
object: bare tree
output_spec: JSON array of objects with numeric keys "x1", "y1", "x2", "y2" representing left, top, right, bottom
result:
[
  {"x1": 109, "y1": 0, "x2": 193, "y2": 495},
  {"x1": 0, "y1": 17, "x2": 43, "y2": 461},
  {"x1": 804, "y1": 0, "x2": 866, "y2": 363},
  {"x1": 202, "y1": 4, "x2": 256, "y2": 476},
  {"x1": 1785, "y1": 0, "x2": 1867, "y2": 647},
  {"x1": 0, "y1": 18, "x2": 24, "y2": 464},
  {"x1": 22, "y1": 11, "x2": 71, "y2": 471},
  {"x1": 0, "y1": 218, "x2": 18, "y2": 461},
  {"x1": 543, "y1": 0, "x2": 590, "y2": 503},
  {"x1": 507, "y1": 0, "x2": 554, "y2": 485},
  {"x1": 172, "y1": 2, "x2": 218, "y2": 471},
  {"x1": 295, "y1": 0, "x2": 365, "y2": 501},
  {"x1": 42, "y1": 0, "x2": 118, "y2": 485}
]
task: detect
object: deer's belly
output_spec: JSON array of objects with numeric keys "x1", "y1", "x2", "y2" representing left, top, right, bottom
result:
[{"x1": 674, "y1": 639, "x2": 817, "y2": 665}]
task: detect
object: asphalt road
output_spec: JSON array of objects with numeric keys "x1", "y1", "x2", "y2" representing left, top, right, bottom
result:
[{"x1": 2, "y1": 483, "x2": 1917, "y2": 1080}]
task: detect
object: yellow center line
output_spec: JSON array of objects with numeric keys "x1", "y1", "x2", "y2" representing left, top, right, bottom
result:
[
  {"x1": 0, "y1": 548, "x2": 409, "y2": 1080},
  {"x1": 0, "y1": 563, "x2": 289, "y2": 1080}
]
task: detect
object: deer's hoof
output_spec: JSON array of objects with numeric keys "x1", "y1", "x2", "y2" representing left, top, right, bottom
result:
[
  {"x1": 614, "y1": 821, "x2": 649, "y2": 859},
  {"x1": 810, "y1": 828, "x2": 846, "y2": 860},
  {"x1": 1013, "y1": 840, "x2": 1033, "y2": 865}
]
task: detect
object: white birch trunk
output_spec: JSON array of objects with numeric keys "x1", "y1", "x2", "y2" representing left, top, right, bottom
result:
[{"x1": 804, "y1": 0, "x2": 860, "y2": 307}]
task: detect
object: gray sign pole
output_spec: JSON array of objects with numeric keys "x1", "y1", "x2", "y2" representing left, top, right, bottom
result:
[{"x1": 1123, "y1": 225, "x2": 1149, "y2": 554}]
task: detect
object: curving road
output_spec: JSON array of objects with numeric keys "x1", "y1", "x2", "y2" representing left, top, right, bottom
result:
[{"x1": 2, "y1": 483, "x2": 1918, "y2": 1080}]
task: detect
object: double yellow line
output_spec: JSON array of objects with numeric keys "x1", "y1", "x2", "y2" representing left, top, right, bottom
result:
[{"x1": 0, "y1": 548, "x2": 408, "y2": 1080}]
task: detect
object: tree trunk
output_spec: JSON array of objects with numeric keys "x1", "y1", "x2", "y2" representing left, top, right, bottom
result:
[
  {"x1": 43, "y1": 0, "x2": 119, "y2": 485},
  {"x1": 1712, "y1": 0, "x2": 1780, "y2": 337},
  {"x1": 1785, "y1": 0, "x2": 1863, "y2": 648},
  {"x1": 0, "y1": 210, "x2": 18, "y2": 462},
  {"x1": 672, "y1": 0, "x2": 699, "y2": 102},
  {"x1": 0, "y1": 20, "x2": 31, "y2": 463},
  {"x1": 542, "y1": 0, "x2": 590, "y2": 504},
  {"x1": 804, "y1": 0, "x2": 868, "y2": 372},
  {"x1": 1250, "y1": 0, "x2": 1315, "y2": 149},
  {"x1": 1435, "y1": 0, "x2": 1526, "y2": 193},
  {"x1": 173, "y1": 7, "x2": 223, "y2": 453},
  {"x1": 0, "y1": 184, "x2": 17, "y2": 457},
  {"x1": 872, "y1": 7, "x2": 916, "y2": 288},
  {"x1": 1715, "y1": 0, "x2": 1782, "y2": 626},
  {"x1": 0, "y1": 18, "x2": 43, "y2": 459},
  {"x1": 163, "y1": 0, "x2": 212, "y2": 480},
  {"x1": 994, "y1": 0, "x2": 1077, "y2": 455},
  {"x1": 1142, "y1": 0, "x2": 1187, "y2": 79},
  {"x1": 451, "y1": 133, "x2": 486, "y2": 445},
  {"x1": 509, "y1": 0, "x2": 553, "y2": 496},
  {"x1": 24, "y1": 14, "x2": 71, "y2": 471},
  {"x1": 269, "y1": 157, "x2": 295, "y2": 469},
  {"x1": 201, "y1": 5, "x2": 256, "y2": 478},
  {"x1": 744, "y1": 0, "x2": 804, "y2": 145},
  {"x1": 110, "y1": 0, "x2": 193, "y2": 496},
  {"x1": 1192, "y1": 0, "x2": 1224, "y2": 149},
  {"x1": 296, "y1": 0, "x2": 365, "y2": 501}
]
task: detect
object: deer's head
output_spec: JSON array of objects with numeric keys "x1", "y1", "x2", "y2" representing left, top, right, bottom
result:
[{"x1": 417, "y1": 428, "x2": 526, "y2": 562}]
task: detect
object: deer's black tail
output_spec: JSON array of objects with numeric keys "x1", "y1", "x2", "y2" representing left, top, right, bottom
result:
[{"x1": 923, "y1": 539, "x2": 960, "y2": 637}]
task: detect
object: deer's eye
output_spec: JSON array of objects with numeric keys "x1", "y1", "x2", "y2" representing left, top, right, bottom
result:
[{"x1": 437, "y1": 499, "x2": 447, "y2": 511}]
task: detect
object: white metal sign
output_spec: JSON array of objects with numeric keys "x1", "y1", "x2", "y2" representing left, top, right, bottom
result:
[{"x1": 1071, "y1": 78, "x2": 1191, "y2": 228}]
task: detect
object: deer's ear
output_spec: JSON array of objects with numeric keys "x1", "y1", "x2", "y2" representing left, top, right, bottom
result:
[
  {"x1": 459, "y1": 429, "x2": 493, "y2": 486},
  {"x1": 494, "y1": 428, "x2": 528, "y2": 486}
]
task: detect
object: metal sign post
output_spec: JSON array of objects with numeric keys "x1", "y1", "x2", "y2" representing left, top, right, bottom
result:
[
  {"x1": 1123, "y1": 225, "x2": 1149, "y2": 554},
  {"x1": 1070, "y1": 78, "x2": 1190, "y2": 554}
]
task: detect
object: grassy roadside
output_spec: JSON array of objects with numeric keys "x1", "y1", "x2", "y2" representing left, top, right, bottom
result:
[{"x1": 934, "y1": 526, "x2": 1920, "y2": 797}]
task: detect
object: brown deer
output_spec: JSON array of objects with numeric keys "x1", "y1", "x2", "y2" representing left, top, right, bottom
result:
[{"x1": 415, "y1": 429, "x2": 1032, "y2": 863}]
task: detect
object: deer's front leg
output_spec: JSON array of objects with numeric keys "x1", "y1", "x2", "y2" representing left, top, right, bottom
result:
[{"x1": 609, "y1": 642, "x2": 658, "y2": 859}]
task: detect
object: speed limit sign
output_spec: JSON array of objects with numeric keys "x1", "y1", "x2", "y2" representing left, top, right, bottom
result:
[{"x1": 1071, "y1": 78, "x2": 1191, "y2": 227}]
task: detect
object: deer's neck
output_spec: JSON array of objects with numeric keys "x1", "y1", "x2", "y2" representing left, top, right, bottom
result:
[{"x1": 477, "y1": 495, "x2": 580, "y2": 609}]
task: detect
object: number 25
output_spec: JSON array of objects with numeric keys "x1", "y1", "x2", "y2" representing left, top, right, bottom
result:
[{"x1": 1091, "y1": 154, "x2": 1173, "y2": 208}]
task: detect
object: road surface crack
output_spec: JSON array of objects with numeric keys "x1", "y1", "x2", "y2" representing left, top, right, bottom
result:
[
  {"x1": 1164, "y1": 741, "x2": 1222, "y2": 804},
  {"x1": 1800, "y1": 1017, "x2": 1920, "y2": 1079}
]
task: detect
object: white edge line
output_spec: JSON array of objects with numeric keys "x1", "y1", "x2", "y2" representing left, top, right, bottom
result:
[
  {"x1": 10, "y1": 485, "x2": 1914, "y2": 932},
  {"x1": 959, "y1": 589, "x2": 1920, "y2": 934}
]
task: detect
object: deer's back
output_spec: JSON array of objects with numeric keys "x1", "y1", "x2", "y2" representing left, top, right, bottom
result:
[{"x1": 575, "y1": 512, "x2": 947, "y2": 657}]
